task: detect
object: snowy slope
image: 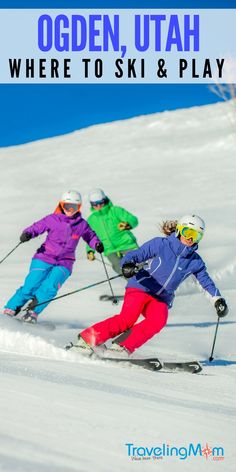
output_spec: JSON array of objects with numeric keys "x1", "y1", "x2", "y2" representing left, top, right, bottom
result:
[{"x1": 0, "y1": 101, "x2": 236, "y2": 471}]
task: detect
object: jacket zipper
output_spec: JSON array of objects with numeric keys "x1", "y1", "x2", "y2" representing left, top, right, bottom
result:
[{"x1": 156, "y1": 246, "x2": 187, "y2": 295}]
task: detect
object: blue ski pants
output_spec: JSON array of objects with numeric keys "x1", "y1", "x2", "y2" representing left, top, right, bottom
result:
[{"x1": 5, "y1": 259, "x2": 70, "y2": 315}]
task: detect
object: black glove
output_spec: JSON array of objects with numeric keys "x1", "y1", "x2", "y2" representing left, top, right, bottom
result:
[
  {"x1": 215, "y1": 298, "x2": 228, "y2": 317},
  {"x1": 95, "y1": 242, "x2": 104, "y2": 254},
  {"x1": 20, "y1": 232, "x2": 32, "y2": 243},
  {"x1": 122, "y1": 262, "x2": 139, "y2": 279}
]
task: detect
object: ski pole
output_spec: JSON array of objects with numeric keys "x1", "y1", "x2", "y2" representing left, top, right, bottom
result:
[
  {"x1": 22, "y1": 274, "x2": 122, "y2": 310},
  {"x1": 0, "y1": 241, "x2": 22, "y2": 265},
  {"x1": 209, "y1": 316, "x2": 220, "y2": 362},
  {"x1": 96, "y1": 257, "x2": 112, "y2": 268},
  {"x1": 100, "y1": 253, "x2": 118, "y2": 305}
]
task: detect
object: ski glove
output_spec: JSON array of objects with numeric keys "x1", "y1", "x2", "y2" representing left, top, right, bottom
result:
[
  {"x1": 118, "y1": 222, "x2": 132, "y2": 231},
  {"x1": 95, "y1": 242, "x2": 104, "y2": 254},
  {"x1": 215, "y1": 298, "x2": 228, "y2": 317},
  {"x1": 20, "y1": 232, "x2": 32, "y2": 243},
  {"x1": 122, "y1": 262, "x2": 140, "y2": 279},
  {"x1": 87, "y1": 251, "x2": 95, "y2": 261}
]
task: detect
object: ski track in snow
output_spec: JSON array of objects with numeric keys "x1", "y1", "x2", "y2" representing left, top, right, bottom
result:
[{"x1": 0, "y1": 353, "x2": 235, "y2": 420}]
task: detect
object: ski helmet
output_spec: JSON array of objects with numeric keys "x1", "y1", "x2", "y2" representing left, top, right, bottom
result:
[
  {"x1": 60, "y1": 190, "x2": 82, "y2": 205},
  {"x1": 176, "y1": 214, "x2": 205, "y2": 243},
  {"x1": 89, "y1": 188, "x2": 107, "y2": 206},
  {"x1": 89, "y1": 188, "x2": 106, "y2": 202},
  {"x1": 60, "y1": 190, "x2": 82, "y2": 215}
]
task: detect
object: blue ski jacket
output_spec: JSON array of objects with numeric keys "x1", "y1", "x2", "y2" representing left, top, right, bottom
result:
[{"x1": 121, "y1": 233, "x2": 221, "y2": 308}]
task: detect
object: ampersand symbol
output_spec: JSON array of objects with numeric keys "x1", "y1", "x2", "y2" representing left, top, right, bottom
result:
[{"x1": 157, "y1": 59, "x2": 167, "y2": 78}]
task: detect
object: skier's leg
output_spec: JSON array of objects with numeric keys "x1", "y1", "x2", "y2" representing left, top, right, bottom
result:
[
  {"x1": 120, "y1": 297, "x2": 168, "y2": 353},
  {"x1": 106, "y1": 252, "x2": 123, "y2": 275},
  {"x1": 33, "y1": 265, "x2": 70, "y2": 314},
  {"x1": 107, "y1": 250, "x2": 137, "y2": 275},
  {"x1": 4, "y1": 259, "x2": 52, "y2": 312},
  {"x1": 81, "y1": 288, "x2": 148, "y2": 346}
]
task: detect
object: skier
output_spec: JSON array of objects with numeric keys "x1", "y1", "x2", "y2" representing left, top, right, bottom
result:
[
  {"x1": 74, "y1": 215, "x2": 228, "y2": 356},
  {"x1": 86, "y1": 188, "x2": 139, "y2": 274},
  {"x1": 1, "y1": 190, "x2": 103, "y2": 323}
]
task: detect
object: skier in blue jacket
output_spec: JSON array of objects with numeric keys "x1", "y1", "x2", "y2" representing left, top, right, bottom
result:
[{"x1": 76, "y1": 215, "x2": 228, "y2": 356}]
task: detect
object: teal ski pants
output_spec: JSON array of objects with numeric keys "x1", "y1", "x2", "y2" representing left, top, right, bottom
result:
[{"x1": 5, "y1": 259, "x2": 70, "y2": 315}]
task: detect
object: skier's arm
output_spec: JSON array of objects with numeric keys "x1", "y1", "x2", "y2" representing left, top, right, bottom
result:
[
  {"x1": 121, "y1": 238, "x2": 161, "y2": 265},
  {"x1": 82, "y1": 222, "x2": 101, "y2": 250},
  {"x1": 114, "y1": 206, "x2": 138, "y2": 229},
  {"x1": 84, "y1": 216, "x2": 96, "y2": 254},
  {"x1": 194, "y1": 264, "x2": 229, "y2": 316},
  {"x1": 193, "y1": 263, "x2": 221, "y2": 298},
  {"x1": 22, "y1": 215, "x2": 51, "y2": 239}
]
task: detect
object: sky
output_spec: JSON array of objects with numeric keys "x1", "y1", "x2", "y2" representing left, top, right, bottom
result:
[{"x1": 0, "y1": 0, "x2": 234, "y2": 147}]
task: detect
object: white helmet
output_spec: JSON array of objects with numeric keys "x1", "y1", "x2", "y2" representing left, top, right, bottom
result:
[
  {"x1": 60, "y1": 190, "x2": 82, "y2": 205},
  {"x1": 176, "y1": 214, "x2": 205, "y2": 243},
  {"x1": 177, "y1": 214, "x2": 205, "y2": 233},
  {"x1": 89, "y1": 188, "x2": 106, "y2": 203}
]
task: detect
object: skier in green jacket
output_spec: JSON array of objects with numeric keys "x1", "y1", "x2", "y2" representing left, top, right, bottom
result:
[{"x1": 86, "y1": 189, "x2": 139, "y2": 274}]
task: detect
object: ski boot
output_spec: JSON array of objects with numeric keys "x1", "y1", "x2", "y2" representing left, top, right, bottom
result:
[
  {"x1": 21, "y1": 310, "x2": 38, "y2": 324},
  {"x1": 104, "y1": 342, "x2": 130, "y2": 359},
  {"x1": 2, "y1": 308, "x2": 16, "y2": 317},
  {"x1": 65, "y1": 335, "x2": 107, "y2": 357},
  {"x1": 65, "y1": 335, "x2": 94, "y2": 356}
]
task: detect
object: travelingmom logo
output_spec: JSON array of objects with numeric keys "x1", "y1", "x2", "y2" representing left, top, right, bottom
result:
[{"x1": 125, "y1": 442, "x2": 225, "y2": 461}]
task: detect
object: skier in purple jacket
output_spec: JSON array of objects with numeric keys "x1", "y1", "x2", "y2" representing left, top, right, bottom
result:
[
  {"x1": 2, "y1": 190, "x2": 103, "y2": 323},
  {"x1": 75, "y1": 215, "x2": 228, "y2": 357}
]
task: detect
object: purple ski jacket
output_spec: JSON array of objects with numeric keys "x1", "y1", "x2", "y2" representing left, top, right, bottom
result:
[
  {"x1": 121, "y1": 233, "x2": 221, "y2": 308},
  {"x1": 23, "y1": 212, "x2": 100, "y2": 272}
]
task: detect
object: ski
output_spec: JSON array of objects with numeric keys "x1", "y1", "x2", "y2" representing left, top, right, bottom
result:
[
  {"x1": 99, "y1": 294, "x2": 124, "y2": 302},
  {"x1": 64, "y1": 343, "x2": 202, "y2": 373},
  {"x1": 99, "y1": 356, "x2": 163, "y2": 371},
  {"x1": 1, "y1": 314, "x2": 56, "y2": 331},
  {"x1": 161, "y1": 360, "x2": 202, "y2": 374},
  {"x1": 15, "y1": 317, "x2": 56, "y2": 331},
  {"x1": 95, "y1": 356, "x2": 202, "y2": 373}
]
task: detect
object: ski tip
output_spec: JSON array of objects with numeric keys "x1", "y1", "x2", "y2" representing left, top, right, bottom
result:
[
  {"x1": 161, "y1": 360, "x2": 203, "y2": 374},
  {"x1": 64, "y1": 342, "x2": 74, "y2": 351},
  {"x1": 188, "y1": 362, "x2": 202, "y2": 374}
]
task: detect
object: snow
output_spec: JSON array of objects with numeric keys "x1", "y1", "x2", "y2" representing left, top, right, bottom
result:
[{"x1": 0, "y1": 101, "x2": 236, "y2": 471}]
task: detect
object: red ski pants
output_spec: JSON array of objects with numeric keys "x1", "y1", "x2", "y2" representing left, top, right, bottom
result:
[{"x1": 81, "y1": 288, "x2": 168, "y2": 353}]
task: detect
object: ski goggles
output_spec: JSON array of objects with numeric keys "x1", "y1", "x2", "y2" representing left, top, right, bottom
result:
[
  {"x1": 61, "y1": 202, "x2": 81, "y2": 212},
  {"x1": 90, "y1": 198, "x2": 106, "y2": 207},
  {"x1": 177, "y1": 224, "x2": 203, "y2": 243}
]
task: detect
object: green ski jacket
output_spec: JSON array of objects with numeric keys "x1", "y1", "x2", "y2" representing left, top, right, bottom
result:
[{"x1": 86, "y1": 201, "x2": 138, "y2": 256}]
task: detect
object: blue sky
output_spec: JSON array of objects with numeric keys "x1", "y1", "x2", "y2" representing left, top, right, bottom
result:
[{"x1": 0, "y1": 0, "x2": 233, "y2": 147}]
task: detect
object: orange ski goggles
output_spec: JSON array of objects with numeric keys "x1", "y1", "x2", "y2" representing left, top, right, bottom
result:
[{"x1": 60, "y1": 202, "x2": 81, "y2": 213}]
